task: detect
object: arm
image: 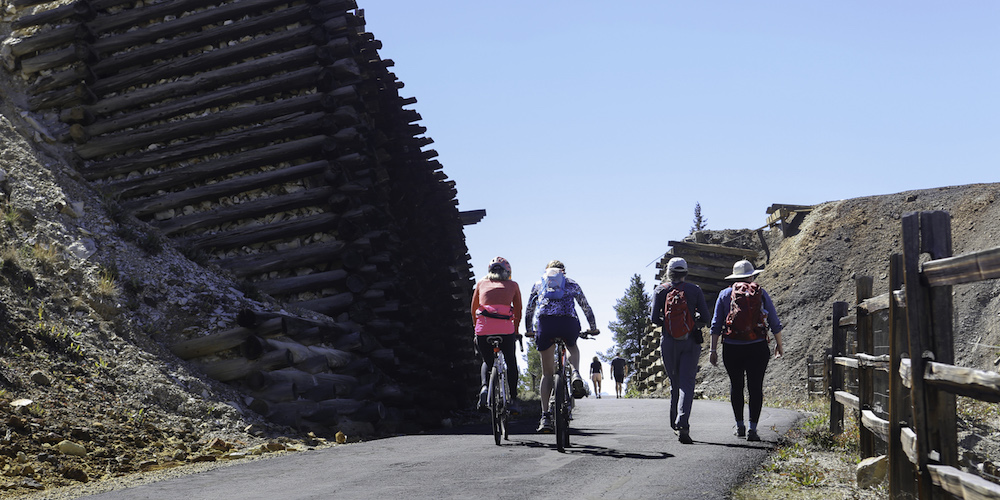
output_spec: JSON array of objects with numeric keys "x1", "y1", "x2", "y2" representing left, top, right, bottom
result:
[
  {"x1": 574, "y1": 287, "x2": 598, "y2": 331},
  {"x1": 709, "y1": 289, "x2": 730, "y2": 367},
  {"x1": 470, "y1": 280, "x2": 481, "y2": 323},
  {"x1": 761, "y1": 289, "x2": 783, "y2": 336},
  {"x1": 649, "y1": 285, "x2": 666, "y2": 326},
  {"x1": 762, "y1": 289, "x2": 784, "y2": 358},
  {"x1": 524, "y1": 284, "x2": 539, "y2": 335},
  {"x1": 692, "y1": 284, "x2": 711, "y2": 328},
  {"x1": 512, "y1": 282, "x2": 523, "y2": 334}
]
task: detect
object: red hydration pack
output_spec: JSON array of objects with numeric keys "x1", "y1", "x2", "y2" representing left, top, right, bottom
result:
[
  {"x1": 663, "y1": 285, "x2": 695, "y2": 339},
  {"x1": 725, "y1": 282, "x2": 768, "y2": 341}
]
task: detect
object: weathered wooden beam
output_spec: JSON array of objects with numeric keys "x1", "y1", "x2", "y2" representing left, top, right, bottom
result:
[
  {"x1": 183, "y1": 212, "x2": 340, "y2": 252},
  {"x1": 921, "y1": 246, "x2": 1000, "y2": 287},
  {"x1": 927, "y1": 464, "x2": 1000, "y2": 500},
  {"x1": 9, "y1": 24, "x2": 94, "y2": 58},
  {"x1": 169, "y1": 318, "x2": 282, "y2": 360},
  {"x1": 213, "y1": 240, "x2": 347, "y2": 277},
  {"x1": 41, "y1": 25, "x2": 315, "y2": 97},
  {"x1": 196, "y1": 348, "x2": 293, "y2": 382},
  {"x1": 860, "y1": 409, "x2": 890, "y2": 444},
  {"x1": 74, "y1": 59, "x2": 322, "y2": 138},
  {"x1": 125, "y1": 159, "x2": 329, "y2": 217},
  {"x1": 668, "y1": 240, "x2": 760, "y2": 260},
  {"x1": 81, "y1": 113, "x2": 327, "y2": 181},
  {"x1": 87, "y1": 1, "x2": 318, "y2": 76},
  {"x1": 153, "y1": 186, "x2": 334, "y2": 236},
  {"x1": 858, "y1": 292, "x2": 891, "y2": 314},
  {"x1": 74, "y1": 92, "x2": 325, "y2": 160},
  {"x1": 920, "y1": 360, "x2": 1000, "y2": 403},
  {"x1": 256, "y1": 269, "x2": 349, "y2": 297},
  {"x1": 834, "y1": 390, "x2": 859, "y2": 410},
  {"x1": 287, "y1": 292, "x2": 355, "y2": 317}
]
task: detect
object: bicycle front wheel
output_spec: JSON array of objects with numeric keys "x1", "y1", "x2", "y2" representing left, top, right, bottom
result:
[
  {"x1": 553, "y1": 373, "x2": 568, "y2": 452},
  {"x1": 489, "y1": 365, "x2": 504, "y2": 446}
]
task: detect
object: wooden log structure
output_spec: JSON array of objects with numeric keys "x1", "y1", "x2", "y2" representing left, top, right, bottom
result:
[{"x1": 5, "y1": 0, "x2": 479, "y2": 437}]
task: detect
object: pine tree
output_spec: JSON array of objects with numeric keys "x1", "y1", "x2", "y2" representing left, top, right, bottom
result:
[
  {"x1": 604, "y1": 274, "x2": 651, "y2": 362},
  {"x1": 691, "y1": 202, "x2": 707, "y2": 234}
]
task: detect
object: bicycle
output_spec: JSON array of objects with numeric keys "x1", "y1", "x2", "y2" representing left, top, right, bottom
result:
[
  {"x1": 486, "y1": 335, "x2": 522, "y2": 445},
  {"x1": 551, "y1": 329, "x2": 598, "y2": 452}
]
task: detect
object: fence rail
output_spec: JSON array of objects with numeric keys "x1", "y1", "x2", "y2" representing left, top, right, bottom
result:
[{"x1": 828, "y1": 210, "x2": 1000, "y2": 499}]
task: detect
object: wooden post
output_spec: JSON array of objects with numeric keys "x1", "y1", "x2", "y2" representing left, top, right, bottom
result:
[
  {"x1": 830, "y1": 301, "x2": 848, "y2": 434},
  {"x1": 888, "y1": 253, "x2": 917, "y2": 499},
  {"x1": 856, "y1": 275, "x2": 875, "y2": 458},
  {"x1": 901, "y1": 211, "x2": 939, "y2": 499},
  {"x1": 920, "y1": 211, "x2": 958, "y2": 471}
]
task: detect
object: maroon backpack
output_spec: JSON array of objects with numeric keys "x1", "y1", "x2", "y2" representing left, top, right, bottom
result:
[
  {"x1": 663, "y1": 285, "x2": 695, "y2": 339},
  {"x1": 724, "y1": 282, "x2": 768, "y2": 341}
]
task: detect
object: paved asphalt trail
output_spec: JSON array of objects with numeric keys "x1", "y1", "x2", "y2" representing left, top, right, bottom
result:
[{"x1": 82, "y1": 398, "x2": 800, "y2": 500}]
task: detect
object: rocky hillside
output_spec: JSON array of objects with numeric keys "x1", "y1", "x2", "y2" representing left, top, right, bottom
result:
[{"x1": 693, "y1": 183, "x2": 1000, "y2": 401}]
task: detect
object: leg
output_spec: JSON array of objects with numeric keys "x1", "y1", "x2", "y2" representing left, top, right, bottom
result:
[
  {"x1": 538, "y1": 344, "x2": 556, "y2": 413},
  {"x1": 746, "y1": 341, "x2": 771, "y2": 428},
  {"x1": 723, "y1": 343, "x2": 748, "y2": 424},
  {"x1": 676, "y1": 340, "x2": 702, "y2": 430},
  {"x1": 661, "y1": 339, "x2": 680, "y2": 428},
  {"x1": 500, "y1": 335, "x2": 519, "y2": 399}
]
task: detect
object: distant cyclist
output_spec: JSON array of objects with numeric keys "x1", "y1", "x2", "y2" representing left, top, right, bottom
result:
[
  {"x1": 471, "y1": 257, "x2": 523, "y2": 413},
  {"x1": 524, "y1": 260, "x2": 597, "y2": 433}
]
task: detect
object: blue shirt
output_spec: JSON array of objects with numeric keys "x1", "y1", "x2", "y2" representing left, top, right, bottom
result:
[
  {"x1": 710, "y1": 284, "x2": 783, "y2": 343},
  {"x1": 524, "y1": 276, "x2": 597, "y2": 332}
]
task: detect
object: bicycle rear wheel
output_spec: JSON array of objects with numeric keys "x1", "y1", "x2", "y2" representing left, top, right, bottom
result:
[
  {"x1": 553, "y1": 373, "x2": 568, "y2": 451},
  {"x1": 489, "y1": 365, "x2": 504, "y2": 446}
]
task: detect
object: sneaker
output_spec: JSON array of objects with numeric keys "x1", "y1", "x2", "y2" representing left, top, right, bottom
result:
[
  {"x1": 477, "y1": 386, "x2": 488, "y2": 410},
  {"x1": 508, "y1": 400, "x2": 521, "y2": 416},
  {"x1": 734, "y1": 426, "x2": 746, "y2": 438},
  {"x1": 678, "y1": 428, "x2": 693, "y2": 445},
  {"x1": 747, "y1": 430, "x2": 760, "y2": 442},
  {"x1": 571, "y1": 371, "x2": 586, "y2": 399},
  {"x1": 536, "y1": 412, "x2": 554, "y2": 433}
]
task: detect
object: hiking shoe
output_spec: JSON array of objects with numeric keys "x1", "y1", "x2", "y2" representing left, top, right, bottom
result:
[
  {"x1": 734, "y1": 426, "x2": 746, "y2": 438},
  {"x1": 678, "y1": 428, "x2": 693, "y2": 445},
  {"x1": 537, "y1": 412, "x2": 554, "y2": 433},
  {"x1": 747, "y1": 430, "x2": 761, "y2": 442},
  {"x1": 571, "y1": 371, "x2": 586, "y2": 399}
]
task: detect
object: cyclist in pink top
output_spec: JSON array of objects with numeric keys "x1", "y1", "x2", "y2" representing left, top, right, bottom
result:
[{"x1": 471, "y1": 256, "x2": 523, "y2": 412}]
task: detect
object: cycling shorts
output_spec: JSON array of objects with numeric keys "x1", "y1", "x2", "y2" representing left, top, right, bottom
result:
[{"x1": 535, "y1": 315, "x2": 581, "y2": 351}]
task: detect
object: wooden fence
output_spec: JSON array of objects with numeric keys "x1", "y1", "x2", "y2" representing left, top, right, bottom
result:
[{"x1": 829, "y1": 210, "x2": 1000, "y2": 499}]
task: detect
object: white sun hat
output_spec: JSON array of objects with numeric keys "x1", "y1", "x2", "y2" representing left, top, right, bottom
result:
[{"x1": 725, "y1": 260, "x2": 763, "y2": 280}]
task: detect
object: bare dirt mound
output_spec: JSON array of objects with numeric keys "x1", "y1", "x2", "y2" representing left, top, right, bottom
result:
[{"x1": 695, "y1": 183, "x2": 1000, "y2": 402}]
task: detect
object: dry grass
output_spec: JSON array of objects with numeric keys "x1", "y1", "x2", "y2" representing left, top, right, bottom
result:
[{"x1": 732, "y1": 399, "x2": 888, "y2": 500}]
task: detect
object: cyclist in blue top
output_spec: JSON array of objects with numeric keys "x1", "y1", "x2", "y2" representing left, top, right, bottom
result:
[{"x1": 524, "y1": 260, "x2": 598, "y2": 433}]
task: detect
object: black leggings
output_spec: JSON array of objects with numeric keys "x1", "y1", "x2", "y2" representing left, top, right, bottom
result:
[
  {"x1": 722, "y1": 341, "x2": 770, "y2": 424},
  {"x1": 477, "y1": 334, "x2": 519, "y2": 399}
]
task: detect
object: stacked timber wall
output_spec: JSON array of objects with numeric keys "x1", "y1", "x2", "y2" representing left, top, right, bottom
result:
[
  {"x1": 1, "y1": 0, "x2": 478, "y2": 432},
  {"x1": 633, "y1": 236, "x2": 760, "y2": 394}
]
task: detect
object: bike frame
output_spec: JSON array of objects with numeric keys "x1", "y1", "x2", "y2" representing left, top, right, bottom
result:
[{"x1": 486, "y1": 336, "x2": 509, "y2": 445}]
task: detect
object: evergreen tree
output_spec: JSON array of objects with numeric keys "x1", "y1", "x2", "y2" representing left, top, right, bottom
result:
[
  {"x1": 691, "y1": 202, "x2": 707, "y2": 233},
  {"x1": 518, "y1": 340, "x2": 541, "y2": 396},
  {"x1": 604, "y1": 274, "x2": 651, "y2": 362}
]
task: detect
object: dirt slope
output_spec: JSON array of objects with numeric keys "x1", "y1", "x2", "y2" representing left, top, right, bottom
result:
[{"x1": 696, "y1": 183, "x2": 1000, "y2": 401}]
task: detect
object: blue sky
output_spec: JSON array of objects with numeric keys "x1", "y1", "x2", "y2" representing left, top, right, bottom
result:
[{"x1": 362, "y1": 2, "x2": 999, "y2": 383}]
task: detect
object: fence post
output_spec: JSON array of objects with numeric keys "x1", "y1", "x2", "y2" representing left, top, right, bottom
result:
[
  {"x1": 902, "y1": 210, "x2": 959, "y2": 498},
  {"x1": 830, "y1": 301, "x2": 848, "y2": 434},
  {"x1": 856, "y1": 275, "x2": 875, "y2": 459},
  {"x1": 888, "y1": 253, "x2": 916, "y2": 498}
]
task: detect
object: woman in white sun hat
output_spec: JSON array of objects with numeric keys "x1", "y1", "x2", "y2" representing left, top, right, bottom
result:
[{"x1": 709, "y1": 259, "x2": 784, "y2": 442}]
